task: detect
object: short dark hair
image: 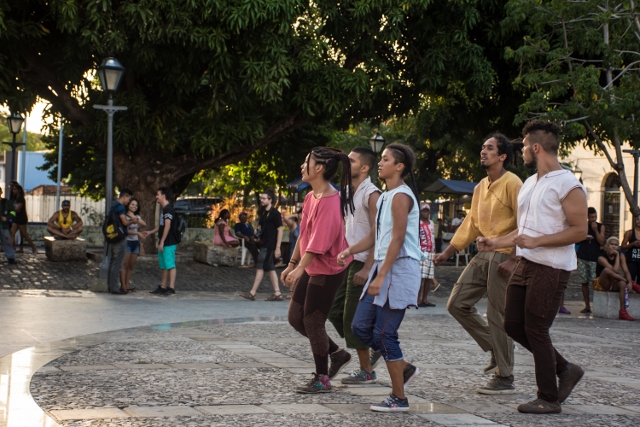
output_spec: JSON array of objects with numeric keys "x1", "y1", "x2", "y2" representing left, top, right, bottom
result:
[
  {"x1": 261, "y1": 189, "x2": 275, "y2": 202},
  {"x1": 119, "y1": 188, "x2": 134, "y2": 198},
  {"x1": 351, "y1": 146, "x2": 377, "y2": 172},
  {"x1": 522, "y1": 120, "x2": 561, "y2": 154},
  {"x1": 588, "y1": 207, "x2": 597, "y2": 215},
  {"x1": 158, "y1": 186, "x2": 172, "y2": 201},
  {"x1": 485, "y1": 132, "x2": 514, "y2": 166}
]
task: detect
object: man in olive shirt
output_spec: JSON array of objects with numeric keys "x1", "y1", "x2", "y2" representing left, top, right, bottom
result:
[{"x1": 434, "y1": 133, "x2": 522, "y2": 395}]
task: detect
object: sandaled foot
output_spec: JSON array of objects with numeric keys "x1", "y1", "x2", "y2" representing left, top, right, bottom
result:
[
  {"x1": 431, "y1": 280, "x2": 440, "y2": 292},
  {"x1": 265, "y1": 293, "x2": 283, "y2": 301},
  {"x1": 579, "y1": 308, "x2": 591, "y2": 314},
  {"x1": 240, "y1": 292, "x2": 255, "y2": 301}
]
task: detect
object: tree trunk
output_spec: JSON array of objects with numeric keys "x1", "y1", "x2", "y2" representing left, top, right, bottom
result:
[{"x1": 112, "y1": 152, "x2": 194, "y2": 255}]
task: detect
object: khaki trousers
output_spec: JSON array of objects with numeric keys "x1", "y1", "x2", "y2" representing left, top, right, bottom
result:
[{"x1": 446, "y1": 251, "x2": 515, "y2": 378}]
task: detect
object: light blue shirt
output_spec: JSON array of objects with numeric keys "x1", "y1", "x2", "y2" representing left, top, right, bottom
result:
[{"x1": 360, "y1": 185, "x2": 424, "y2": 309}]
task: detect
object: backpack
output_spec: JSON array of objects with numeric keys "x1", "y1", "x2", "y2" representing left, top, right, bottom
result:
[
  {"x1": 176, "y1": 216, "x2": 187, "y2": 243},
  {"x1": 102, "y1": 207, "x2": 126, "y2": 244}
]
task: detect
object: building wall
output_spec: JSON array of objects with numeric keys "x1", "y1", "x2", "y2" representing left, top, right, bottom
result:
[{"x1": 562, "y1": 144, "x2": 637, "y2": 241}]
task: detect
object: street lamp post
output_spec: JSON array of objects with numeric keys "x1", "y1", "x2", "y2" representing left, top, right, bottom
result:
[
  {"x1": 4, "y1": 114, "x2": 25, "y2": 182},
  {"x1": 92, "y1": 55, "x2": 127, "y2": 287},
  {"x1": 369, "y1": 131, "x2": 386, "y2": 182}
]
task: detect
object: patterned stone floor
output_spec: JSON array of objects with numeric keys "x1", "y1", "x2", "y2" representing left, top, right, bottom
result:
[{"x1": 29, "y1": 315, "x2": 640, "y2": 426}]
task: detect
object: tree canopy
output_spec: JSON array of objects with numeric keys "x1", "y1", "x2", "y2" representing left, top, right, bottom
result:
[{"x1": 505, "y1": 0, "x2": 640, "y2": 214}]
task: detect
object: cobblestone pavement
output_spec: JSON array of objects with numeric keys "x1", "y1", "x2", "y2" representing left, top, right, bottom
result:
[
  {"x1": 30, "y1": 315, "x2": 640, "y2": 426},
  {"x1": 0, "y1": 251, "x2": 591, "y2": 301}
]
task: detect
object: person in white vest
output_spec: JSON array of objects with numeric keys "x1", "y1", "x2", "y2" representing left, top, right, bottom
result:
[{"x1": 478, "y1": 120, "x2": 587, "y2": 414}]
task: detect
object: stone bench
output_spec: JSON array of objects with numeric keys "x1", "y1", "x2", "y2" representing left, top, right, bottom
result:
[
  {"x1": 193, "y1": 241, "x2": 238, "y2": 267},
  {"x1": 593, "y1": 289, "x2": 640, "y2": 319},
  {"x1": 44, "y1": 236, "x2": 87, "y2": 262}
]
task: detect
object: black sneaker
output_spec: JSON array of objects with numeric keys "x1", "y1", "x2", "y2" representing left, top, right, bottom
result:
[
  {"x1": 296, "y1": 373, "x2": 332, "y2": 394},
  {"x1": 370, "y1": 349, "x2": 383, "y2": 370},
  {"x1": 370, "y1": 394, "x2": 409, "y2": 412},
  {"x1": 328, "y1": 348, "x2": 351, "y2": 379},
  {"x1": 403, "y1": 363, "x2": 420, "y2": 390},
  {"x1": 150, "y1": 286, "x2": 166, "y2": 294},
  {"x1": 7, "y1": 258, "x2": 16, "y2": 265},
  {"x1": 160, "y1": 287, "x2": 176, "y2": 296}
]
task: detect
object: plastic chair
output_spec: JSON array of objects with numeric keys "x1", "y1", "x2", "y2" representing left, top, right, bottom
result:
[
  {"x1": 230, "y1": 230, "x2": 250, "y2": 266},
  {"x1": 456, "y1": 245, "x2": 470, "y2": 267}
]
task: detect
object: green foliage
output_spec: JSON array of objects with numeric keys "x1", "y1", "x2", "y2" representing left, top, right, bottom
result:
[
  {"x1": 0, "y1": 0, "x2": 507, "y2": 203},
  {"x1": 505, "y1": 0, "x2": 640, "y2": 148},
  {"x1": 0, "y1": 117, "x2": 45, "y2": 152}
]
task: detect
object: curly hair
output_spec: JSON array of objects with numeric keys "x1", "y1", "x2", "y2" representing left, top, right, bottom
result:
[
  {"x1": 485, "y1": 132, "x2": 515, "y2": 166},
  {"x1": 307, "y1": 147, "x2": 354, "y2": 216}
]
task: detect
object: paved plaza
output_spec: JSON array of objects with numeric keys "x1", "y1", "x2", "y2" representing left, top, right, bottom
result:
[{"x1": 0, "y1": 251, "x2": 638, "y2": 426}]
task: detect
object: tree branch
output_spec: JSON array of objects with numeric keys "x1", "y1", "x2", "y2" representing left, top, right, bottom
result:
[{"x1": 583, "y1": 119, "x2": 619, "y2": 169}]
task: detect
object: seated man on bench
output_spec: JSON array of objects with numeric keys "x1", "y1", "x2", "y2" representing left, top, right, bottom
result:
[{"x1": 47, "y1": 200, "x2": 84, "y2": 239}]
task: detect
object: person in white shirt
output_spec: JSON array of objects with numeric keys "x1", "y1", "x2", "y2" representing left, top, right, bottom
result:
[{"x1": 478, "y1": 120, "x2": 587, "y2": 415}]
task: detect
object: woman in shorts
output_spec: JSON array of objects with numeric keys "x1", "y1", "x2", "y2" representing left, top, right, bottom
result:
[{"x1": 120, "y1": 198, "x2": 146, "y2": 292}]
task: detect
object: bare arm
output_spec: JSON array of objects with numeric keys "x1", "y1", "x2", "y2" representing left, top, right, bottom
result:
[
  {"x1": 158, "y1": 219, "x2": 171, "y2": 250},
  {"x1": 217, "y1": 223, "x2": 231, "y2": 248},
  {"x1": 620, "y1": 256, "x2": 633, "y2": 284},
  {"x1": 72, "y1": 212, "x2": 84, "y2": 228},
  {"x1": 47, "y1": 212, "x2": 59, "y2": 228},
  {"x1": 476, "y1": 229, "x2": 519, "y2": 252},
  {"x1": 593, "y1": 222, "x2": 605, "y2": 246},
  {"x1": 621, "y1": 230, "x2": 634, "y2": 250},
  {"x1": 275, "y1": 226, "x2": 283, "y2": 258},
  {"x1": 135, "y1": 215, "x2": 146, "y2": 228},
  {"x1": 353, "y1": 191, "x2": 381, "y2": 285},
  {"x1": 119, "y1": 213, "x2": 138, "y2": 226}
]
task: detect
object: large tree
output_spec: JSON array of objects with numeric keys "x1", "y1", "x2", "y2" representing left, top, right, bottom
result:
[
  {"x1": 1, "y1": 0, "x2": 507, "y2": 250},
  {"x1": 505, "y1": 0, "x2": 640, "y2": 216}
]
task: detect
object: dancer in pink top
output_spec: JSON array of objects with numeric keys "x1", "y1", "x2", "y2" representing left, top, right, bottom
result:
[{"x1": 281, "y1": 147, "x2": 354, "y2": 394}]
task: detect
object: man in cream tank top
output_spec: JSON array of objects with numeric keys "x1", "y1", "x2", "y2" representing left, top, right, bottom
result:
[{"x1": 478, "y1": 120, "x2": 588, "y2": 415}]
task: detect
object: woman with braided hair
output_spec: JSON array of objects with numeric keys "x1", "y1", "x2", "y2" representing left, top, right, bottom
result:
[
  {"x1": 281, "y1": 146, "x2": 355, "y2": 394},
  {"x1": 338, "y1": 142, "x2": 425, "y2": 412}
]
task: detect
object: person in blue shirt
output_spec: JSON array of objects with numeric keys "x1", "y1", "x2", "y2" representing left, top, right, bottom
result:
[{"x1": 234, "y1": 212, "x2": 259, "y2": 265}]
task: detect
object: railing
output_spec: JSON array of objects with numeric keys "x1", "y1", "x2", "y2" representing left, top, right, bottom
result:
[{"x1": 24, "y1": 195, "x2": 106, "y2": 225}]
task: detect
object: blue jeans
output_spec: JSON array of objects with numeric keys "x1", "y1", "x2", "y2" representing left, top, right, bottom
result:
[
  {"x1": 0, "y1": 229, "x2": 15, "y2": 260},
  {"x1": 351, "y1": 293, "x2": 407, "y2": 362}
]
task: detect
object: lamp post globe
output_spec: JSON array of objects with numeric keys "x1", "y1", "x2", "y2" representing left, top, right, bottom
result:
[
  {"x1": 7, "y1": 114, "x2": 24, "y2": 135},
  {"x1": 6, "y1": 113, "x2": 25, "y2": 182},
  {"x1": 369, "y1": 131, "x2": 386, "y2": 155},
  {"x1": 97, "y1": 55, "x2": 126, "y2": 95},
  {"x1": 369, "y1": 131, "x2": 386, "y2": 182}
]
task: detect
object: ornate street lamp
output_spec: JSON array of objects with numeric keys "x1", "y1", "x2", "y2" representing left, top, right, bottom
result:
[
  {"x1": 4, "y1": 113, "x2": 25, "y2": 182},
  {"x1": 93, "y1": 55, "x2": 128, "y2": 290},
  {"x1": 369, "y1": 131, "x2": 386, "y2": 181}
]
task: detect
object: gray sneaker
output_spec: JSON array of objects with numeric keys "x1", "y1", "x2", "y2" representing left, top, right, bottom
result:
[
  {"x1": 483, "y1": 350, "x2": 497, "y2": 375},
  {"x1": 476, "y1": 374, "x2": 516, "y2": 395},
  {"x1": 370, "y1": 349, "x2": 383, "y2": 370},
  {"x1": 341, "y1": 368, "x2": 377, "y2": 385}
]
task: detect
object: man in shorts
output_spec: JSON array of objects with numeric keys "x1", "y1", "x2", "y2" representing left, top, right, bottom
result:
[
  {"x1": 418, "y1": 204, "x2": 438, "y2": 307},
  {"x1": 147, "y1": 187, "x2": 180, "y2": 296},
  {"x1": 561, "y1": 207, "x2": 603, "y2": 314},
  {"x1": 241, "y1": 190, "x2": 283, "y2": 301},
  {"x1": 47, "y1": 200, "x2": 84, "y2": 239}
]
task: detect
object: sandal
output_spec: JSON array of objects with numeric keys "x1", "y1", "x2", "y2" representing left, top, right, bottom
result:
[
  {"x1": 580, "y1": 308, "x2": 591, "y2": 314},
  {"x1": 240, "y1": 292, "x2": 255, "y2": 301},
  {"x1": 265, "y1": 293, "x2": 283, "y2": 301},
  {"x1": 431, "y1": 280, "x2": 441, "y2": 293}
]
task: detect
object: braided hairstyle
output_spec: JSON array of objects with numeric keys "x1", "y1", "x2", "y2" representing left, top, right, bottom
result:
[{"x1": 307, "y1": 147, "x2": 355, "y2": 216}]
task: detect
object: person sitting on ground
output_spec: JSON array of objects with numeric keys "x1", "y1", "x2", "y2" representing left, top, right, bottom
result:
[
  {"x1": 214, "y1": 209, "x2": 239, "y2": 248},
  {"x1": 234, "y1": 212, "x2": 259, "y2": 265},
  {"x1": 46, "y1": 200, "x2": 84, "y2": 240},
  {"x1": 594, "y1": 236, "x2": 640, "y2": 321}
]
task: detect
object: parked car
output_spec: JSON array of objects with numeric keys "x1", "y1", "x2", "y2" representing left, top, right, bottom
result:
[{"x1": 174, "y1": 197, "x2": 222, "y2": 215}]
